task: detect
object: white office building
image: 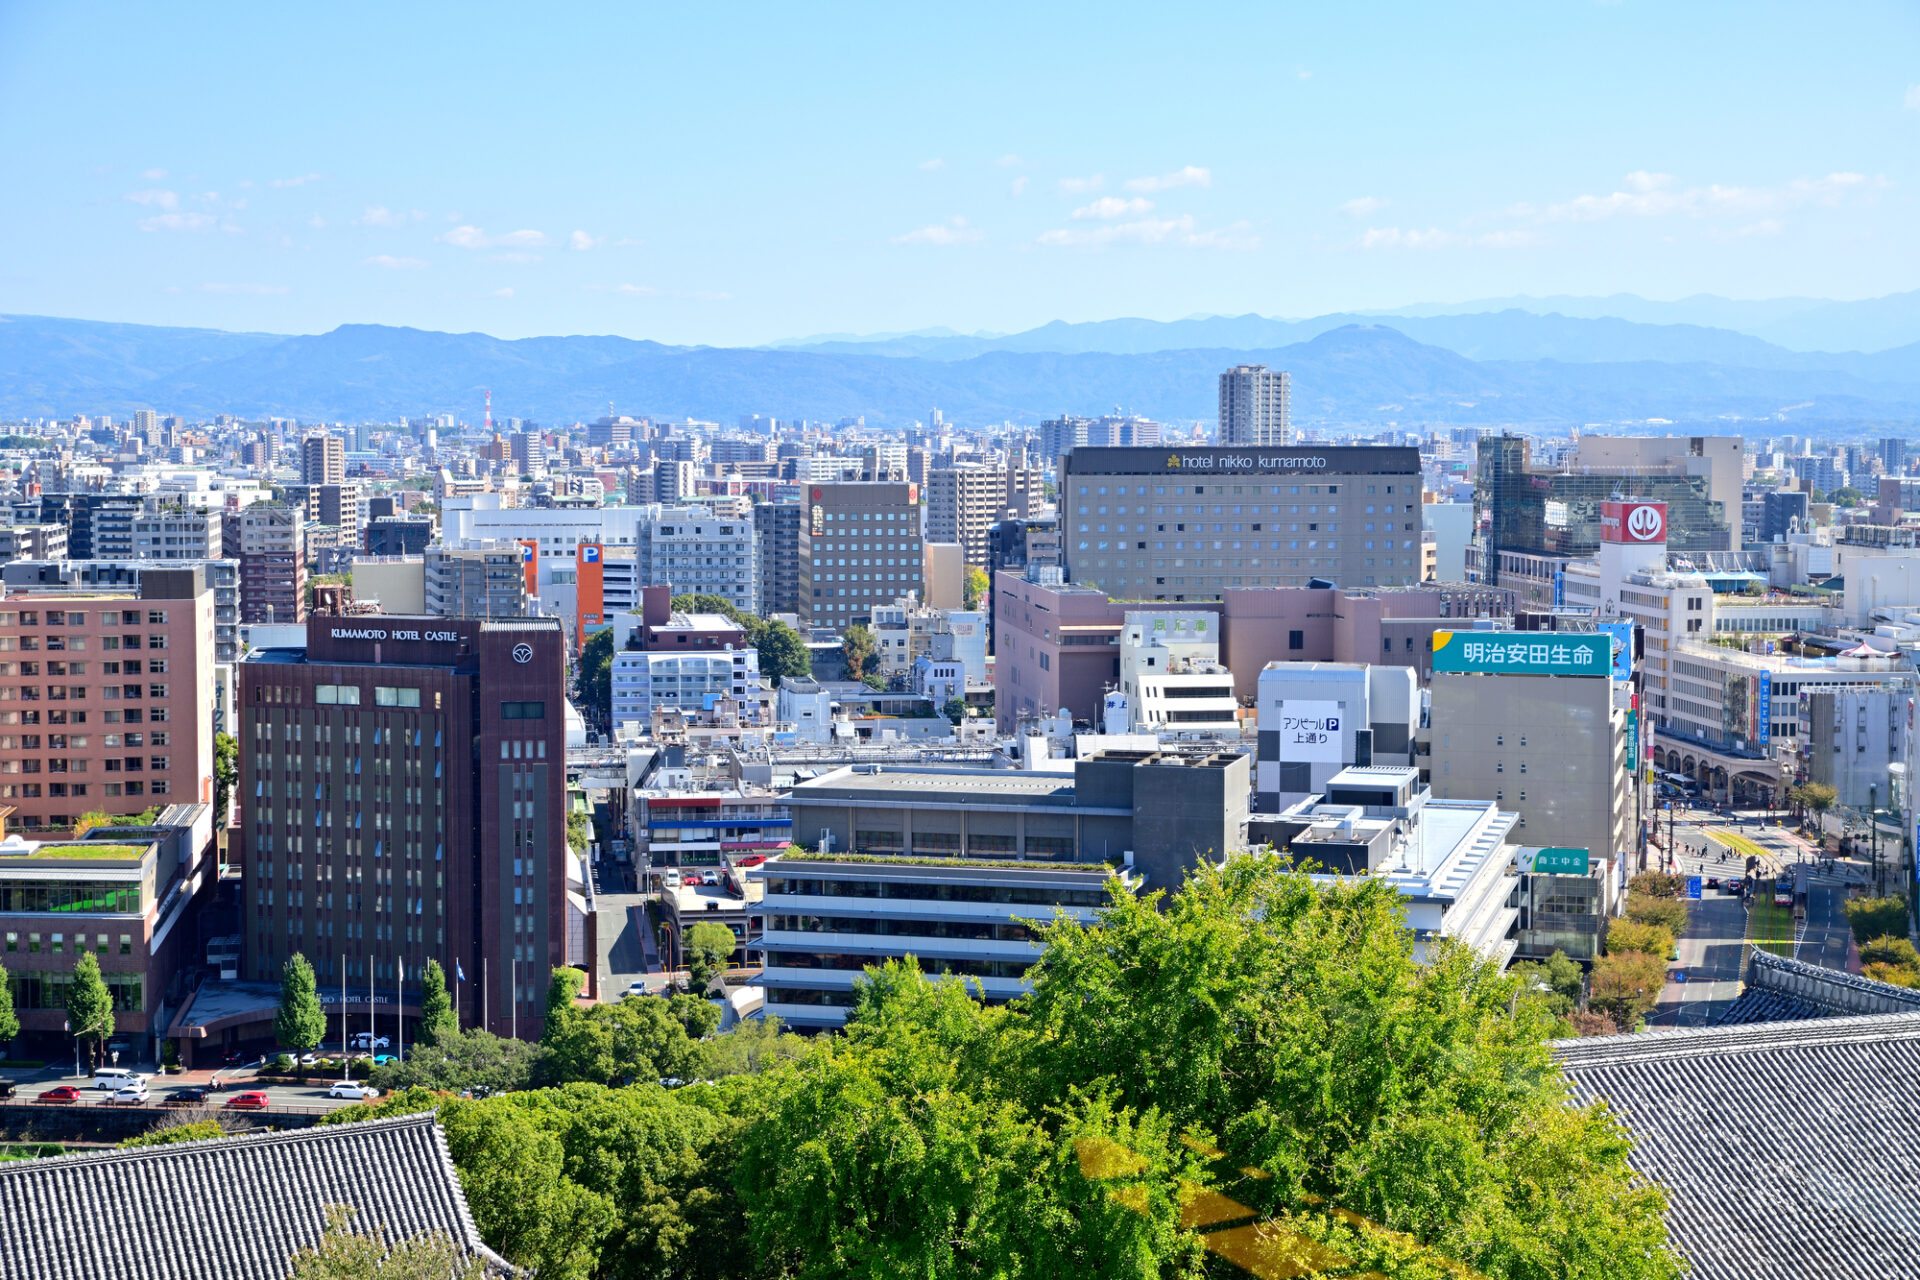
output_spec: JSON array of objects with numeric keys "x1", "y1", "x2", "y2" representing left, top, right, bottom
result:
[
  {"x1": 1115, "y1": 611, "x2": 1237, "y2": 733},
  {"x1": 611, "y1": 647, "x2": 760, "y2": 731},
  {"x1": 638, "y1": 505, "x2": 757, "y2": 616}
]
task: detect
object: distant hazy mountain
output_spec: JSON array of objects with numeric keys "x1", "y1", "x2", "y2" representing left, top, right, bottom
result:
[{"x1": 6, "y1": 313, "x2": 1920, "y2": 430}]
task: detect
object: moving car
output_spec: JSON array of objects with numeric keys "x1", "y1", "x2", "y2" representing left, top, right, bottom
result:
[
  {"x1": 622, "y1": 980, "x2": 650, "y2": 999},
  {"x1": 163, "y1": 1086, "x2": 209, "y2": 1107},
  {"x1": 91, "y1": 1069, "x2": 148, "y2": 1092},
  {"x1": 224, "y1": 1091, "x2": 271, "y2": 1110},
  {"x1": 328, "y1": 1081, "x2": 380, "y2": 1100},
  {"x1": 0, "y1": 1078, "x2": 16, "y2": 1099},
  {"x1": 107, "y1": 1083, "x2": 149, "y2": 1106},
  {"x1": 38, "y1": 1085, "x2": 81, "y2": 1104}
]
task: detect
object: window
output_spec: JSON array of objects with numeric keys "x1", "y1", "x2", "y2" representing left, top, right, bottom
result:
[
  {"x1": 500, "y1": 701, "x2": 546, "y2": 720},
  {"x1": 316, "y1": 684, "x2": 361, "y2": 705},
  {"x1": 372, "y1": 686, "x2": 421, "y2": 708}
]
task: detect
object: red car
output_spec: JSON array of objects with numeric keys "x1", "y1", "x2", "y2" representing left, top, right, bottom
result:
[
  {"x1": 224, "y1": 1091, "x2": 271, "y2": 1110},
  {"x1": 37, "y1": 1086, "x2": 81, "y2": 1104},
  {"x1": 734, "y1": 855, "x2": 768, "y2": 868}
]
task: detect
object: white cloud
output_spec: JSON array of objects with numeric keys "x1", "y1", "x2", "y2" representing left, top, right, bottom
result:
[
  {"x1": 685, "y1": 290, "x2": 732, "y2": 301},
  {"x1": 1071, "y1": 196, "x2": 1153, "y2": 220},
  {"x1": 270, "y1": 173, "x2": 323, "y2": 188},
  {"x1": 441, "y1": 225, "x2": 548, "y2": 249},
  {"x1": 1297, "y1": 69, "x2": 1312, "y2": 80},
  {"x1": 892, "y1": 216, "x2": 983, "y2": 246},
  {"x1": 1357, "y1": 226, "x2": 1542, "y2": 250},
  {"x1": 1907, "y1": 84, "x2": 1920, "y2": 110},
  {"x1": 307, "y1": 214, "x2": 327, "y2": 229},
  {"x1": 139, "y1": 211, "x2": 222, "y2": 233},
  {"x1": 1058, "y1": 174, "x2": 1105, "y2": 194},
  {"x1": 1183, "y1": 221, "x2": 1261, "y2": 250},
  {"x1": 1038, "y1": 214, "x2": 1194, "y2": 246},
  {"x1": 995, "y1": 154, "x2": 1023, "y2": 167},
  {"x1": 491, "y1": 252, "x2": 544, "y2": 263},
  {"x1": 1124, "y1": 165, "x2": 1211, "y2": 193},
  {"x1": 363, "y1": 254, "x2": 428, "y2": 269},
  {"x1": 1709, "y1": 219, "x2": 1785, "y2": 241},
  {"x1": 1339, "y1": 196, "x2": 1388, "y2": 218},
  {"x1": 1540, "y1": 170, "x2": 1878, "y2": 222},
  {"x1": 201, "y1": 282, "x2": 289, "y2": 295},
  {"x1": 490, "y1": 287, "x2": 515, "y2": 298},
  {"x1": 358, "y1": 205, "x2": 398, "y2": 226},
  {"x1": 569, "y1": 230, "x2": 603, "y2": 251},
  {"x1": 140, "y1": 167, "x2": 168, "y2": 180},
  {"x1": 1010, "y1": 177, "x2": 1028, "y2": 196},
  {"x1": 919, "y1": 158, "x2": 944, "y2": 171},
  {"x1": 125, "y1": 189, "x2": 179, "y2": 210}
]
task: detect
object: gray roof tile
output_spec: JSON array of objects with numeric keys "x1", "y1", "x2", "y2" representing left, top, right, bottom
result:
[
  {"x1": 1557, "y1": 1012, "x2": 1920, "y2": 1280},
  {"x1": 0, "y1": 1113, "x2": 511, "y2": 1280}
]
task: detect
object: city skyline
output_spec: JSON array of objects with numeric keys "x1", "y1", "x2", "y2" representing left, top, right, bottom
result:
[{"x1": 2, "y1": 3, "x2": 1917, "y2": 345}]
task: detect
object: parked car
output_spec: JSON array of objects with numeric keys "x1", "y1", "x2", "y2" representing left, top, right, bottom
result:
[
  {"x1": 699, "y1": 871, "x2": 721, "y2": 886},
  {"x1": 734, "y1": 854, "x2": 768, "y2": 869},
  {"x1": 297, "y1": 1052, "x2": 320, "y2": 1067},
  {"x1": 0, "y1": 1078, "x2": 16, "y2": 1099},
  {"x1": 350, "y1": 1033, "x2": 391, "y2": 1051},
  {"x1": 662, "y1": 869, "x2": 682, "y2": 889},
  {"x1": 622, "y1": 980, "x2": 650, "y2": 999},
  {"x1": 107, "y1": 1083, "x2": 150, "y2": 1106},
  {"x1": 328, "y1": 1081, "x2": 380, "y2": 1100},
  {"x1": 221, "y1": 1050, "x2": 254, "y2": 1068},
  {"x1": 163, "y1": 1087, "x2": 209, "y2": 1107},
  {"x1": 370, "y1": 1055, "x2": 396, "y2": 1066},
  {"x1": 224, "y1": 1091, "x2": 271, "y2": 1111}
]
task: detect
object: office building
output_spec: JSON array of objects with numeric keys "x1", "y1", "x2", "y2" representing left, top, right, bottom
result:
[
  {"x1": 300, "y1": 434, "x2": 345, "y2": 485},
  {"x1": 798, "y1": 482, "x2": 923, "y2": 626},
  {"x1": 0, "y1": 524, "x2": 67, "y2": 562},
  {"x1": 0, "y1": 569, "x2": 217, "y2": 828},
  {"x1": 619, "y1": 587, "x2": 750, "y2": 652},
  {"x1": 986, "y1": 516, "x2": 1061, "y2": 576},
  {"x1": 636, "y1": 787, "x2": 790, "y2": 872},
  {"x1": 638, "y1": 505, "x2": 757, "y2": 616},
  {"x1": 239, "y1": 615, "x2": 572, "y2": 1039},
  {"x1": 1424, "y1": 630, "x2": 1638, "y2": 882},
  {"x1": 1115, "y1": 612, "x2": 1238, "y2": 733},
  {"x1": 1805, "y1": 683, "x2": 1914, "y2": 816},
  {"x1": 131, "y1": 502, "x2": 222, "y2": 561},
  {"x1": 0, "y1": 807, "x2": 216, "y2": 1054},
  {"x1": 926, "y1": 465, "x2": 1040, "y2": 568},
  {"x1": 751, "y1": 850, "x2": 1126, "y2": 1028},
  {"x1": 753, "y1": 501, "x2": 802, "y2": 616},
  {"x1": 423, "y1": 543, "x2": 530, "y2": 618},
  {"x1": 1039, "y1": 414, "x2": 1166, "y2": 467},
  {"x1": 1760, "y1": 489, "x2": 1809, "y2": 543},
  {"x1": 224, "y1": 503, "x2": 306, "y2": 625},
  {"x1": 1218, "y1": 364, "x2": 1291, "y2": 447},
  {"x1": 1058, "y1": 445, "x2": 1425, "y2": 599},
  {"x1": 364, "y1": 515, "x2": 433, "y2": 556}
]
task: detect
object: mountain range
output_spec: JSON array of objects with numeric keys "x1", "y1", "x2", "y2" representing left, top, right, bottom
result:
[{"x1": 6, "y1": 299, "x2": 1920, "y2": 431}]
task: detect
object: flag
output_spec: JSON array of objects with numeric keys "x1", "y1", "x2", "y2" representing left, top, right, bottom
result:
[{"x1": 456, "y1": 960, "x2": 466, "y2": 982}]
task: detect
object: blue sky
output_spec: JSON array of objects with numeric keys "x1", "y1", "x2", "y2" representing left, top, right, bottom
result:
[{"x1": 2, "y1": 1, "x2": 1917, "y2": 345}]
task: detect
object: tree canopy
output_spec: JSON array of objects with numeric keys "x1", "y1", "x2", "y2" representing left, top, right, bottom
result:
[
  {"x1": 683, "y1": 922, "x2": 736, "y2": 993},
  {"x1": 840, "y1": 624, "x2": 877, "y2": 682},
  {"x1": 579, "y1": 628, "x2": 615, "y2": 715},
  {"x1": 0, "y1": 959, "x2": 19, "y2": 1045},
  {"x1": 274, "y1": 953, "x2": 327, "y2": 1052},
  {"x1": 66, "y1": 951, "x2": 115, "y2": 1070},
  {"x1": 418, "y1": 959, "x2": 457, "y2": 1047},
  {"x1": 964, "y1": 564, "x2": 990, "y2": 611},
  {"x1": 755, "y1": 620, "x2": 811, "y2": 686}
]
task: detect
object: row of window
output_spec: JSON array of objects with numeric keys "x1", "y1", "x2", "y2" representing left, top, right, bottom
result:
[
  {"x1": 1, "y1": 781, "x2": 159, "y2": 800},
  {"x1": 7, "y1": 971, "x2": 143, "y2": 1012},
  {"x1": 0, "y1": 635, "x2": 163, "y2": 653},
  {"x1": 0, "y1": 660, "x2": 162, "y2": 676},
  {"x1": 0, "y1": 733, "x2": 165, "y2": 749},
  {"x1": 0, "y1": 757, "x2": 168, "y2": 773},
  {"x1": 0, "y1": 611, "x2": 166, "y2": 626},
  {"x1": 0, "y1": 883, "x2": 143, "y2": 914}
]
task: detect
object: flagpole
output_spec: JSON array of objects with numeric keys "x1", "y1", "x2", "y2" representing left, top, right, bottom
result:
[
  {"x1": 511, "y1": 957, "x2": 517, "y2": 1042},
  {"x1": 339, "y1": 957, "x2": 345, "y2": 1061},
  {"x1": 396, "y1": 958, "x2": 404, "y2": 1063},
  {"x1": 483, "y1": 958, "x2": 489, "y2": 1036}
]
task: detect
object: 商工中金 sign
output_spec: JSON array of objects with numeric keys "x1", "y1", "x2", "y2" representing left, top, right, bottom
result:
[
  {"x1": 1431, "y1": 631, "x2": 1609, "y2": 676},
  {"x1": 1530, "y1": 848, "x2": 1591, "y2": 875}
]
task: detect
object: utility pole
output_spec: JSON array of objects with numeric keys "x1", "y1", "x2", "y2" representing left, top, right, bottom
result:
[{"x1": 1870, "y1": 784, "x2": 1882, "y2": 896}]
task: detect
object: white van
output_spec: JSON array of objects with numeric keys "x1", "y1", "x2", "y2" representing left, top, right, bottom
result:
[{"x1": 92, "y1": 1068, "x2": 149, "y2": 1091}]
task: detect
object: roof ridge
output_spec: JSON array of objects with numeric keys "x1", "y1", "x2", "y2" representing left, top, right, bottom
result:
[
  {"x1": 1553, "y1": 1008, "x2": 1920, "y2": 1067},
  {"x1": 0, "y1": 1110, "x2": 440, "y2": 1177}
]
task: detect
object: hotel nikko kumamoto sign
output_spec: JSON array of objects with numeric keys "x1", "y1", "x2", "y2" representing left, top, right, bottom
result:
[{"x1": 1431, "y1": 631, "x2": 1610, "y2": 676}]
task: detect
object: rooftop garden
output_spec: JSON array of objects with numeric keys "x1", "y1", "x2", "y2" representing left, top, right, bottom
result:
[
  {"x1": 12, "y1": 843, "x2": 146, "y2": 860},
  {"x1": 778, "y1": 850, "x2": 1121, "y2": 874}
]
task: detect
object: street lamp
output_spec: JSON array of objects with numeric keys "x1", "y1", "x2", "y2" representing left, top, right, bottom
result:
[{"x1": 63, "y1": 1015, "x2": 108, "y2": 1080}]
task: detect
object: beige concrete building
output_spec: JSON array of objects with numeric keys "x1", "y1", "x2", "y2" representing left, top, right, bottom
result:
[
  {"x1": 1218, "y1": 364, "x2": 1291, "y2": 447},
  {"x1": 300, "y1": 433, "x2": 345, "y2": 485},
  {"x1": 797, "y1": 482, "x2": 924, "y2": 626},
  {"x1": 925, "y1": 464, "x2": 1039, "y2": 567},
  {"x1": 1571, "y1": 435, "x2": 1744, "y2": 521},
  {"x1": 351, "y1": 556, "x2": 427, "y2": 614}
]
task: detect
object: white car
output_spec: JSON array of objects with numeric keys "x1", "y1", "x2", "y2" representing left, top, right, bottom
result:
[
  {"x1": 622, "y1": 980, "x2": 650, "y2": 999},
  {"x1": 662, "y1": 869, "x2": 682, "y2": 889},
  {"x1": 350, "y1": 1034, "x2": 391, "y2": 1050},
  {"x1": 107, "y1": 1083, "x2": 149, "y2": 1105},
  {"x1": 328, "y1": 1081, "x2": 380, "y2": 1100}
]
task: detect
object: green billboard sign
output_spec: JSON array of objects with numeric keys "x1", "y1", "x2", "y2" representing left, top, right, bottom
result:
[
  {"x1": 1531, "y1": 847, "x2": 1591, "y2": 875},
  {"x1": 1431, "y1": 630, "x2": 1610, "y2": 676}
]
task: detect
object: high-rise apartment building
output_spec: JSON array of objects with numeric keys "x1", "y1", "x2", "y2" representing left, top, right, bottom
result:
[
  {"x1": 225, "y1": 504, "x2": 306, "y2": 624},
  {"x1": 300, "y1": 434, "x2": 345, "y2": 486},
  {"x1": 1057, "y1": 445, "x2": 1424, "y2": 600},
  {"x1": 637, "y1": 505, "x2": 757, "y2": 616},
  {"x1": 239, "y1": 616, "x2": 571, "y2": 1039},
  {"x1": 1218, "y1": 365, "x2": 1291, "y2": 447},
  {"x1": 0, "y1": 569, "x2": 216, "y2": 830},
  {"x1": 926, "y1": 465, "x2": 1040, "y2": 568},
  {"x1": 132, "y1": 502, "x2": 223, "y2": 561},
  {"x1": 753, "y1": 501, "x2": 802, "y2": 617},
  {"x1": 798, "y1": 482, "x2": 923, "y2": 626},
  {"x1": 424, "y1": 544, "x2": 530, "y2": 618},
  {"x1": 4, "y1": 560, "x2": 241, "y2": 664}
]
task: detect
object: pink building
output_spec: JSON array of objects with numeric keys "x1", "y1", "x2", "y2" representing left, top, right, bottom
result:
[
  {"x1": 994, "y1": 570, "x2": 1512, "y2": 731},
  {"x1": 0, "y1": 568, "x2": 215, "y2": 831}
]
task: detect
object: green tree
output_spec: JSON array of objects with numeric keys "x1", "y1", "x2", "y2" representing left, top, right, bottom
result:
[
  {"x1": 212, "y1": 731, "x2": 237, "y2": 826},
  {"x1": 66, "y1": 950, "x2": 115, "y2": 1071},
  {"x1": 1790, "y1": 781, "x2": 1838, "y2": 821},
  {"x1": 1606, "y1": 920, "x2": 1675, "y2": 958},
  {"x1": 1845, "y1": 896, "x2": 1910, "y2": 945},
  {"x1": 1509, "y1": 949, "x2": 1584, "y2": 1018},
  {"x1": 1628, "y1": 870, "x2": 1685, "y2": 898},
  {"x1": 683, "y1": 921, "x2": 736, "y2": 993},
  {"x1": 566, "y1": 805, "x2": 592, "y2": 855},
  {"x1": 371, "y1": 1029, "x2": 538, "y2": 1094},
  {"x1": 755, "y1": 619, "x2": 811, "y2": 686},
  {"x1": 669, "y1": 593, "x2": 757, "y2": 632},
  {"x1": 120, "y1": 1118, "x2": 227, "y2": 1148},
  {"x1": 964, "y1": 564, "x2": 990, "y2": 611},
  {"x1": 286, "y1": 1204, "x2": 488, "y2": 1280},
  {"x1": 274, "y1": 954, "x2": 327, "y2": 1052},
  {"x1": 1626, "y1": 892, "x2": 1689, "y2": 936},
  {"x1": 0, "y1": 958, "x2": 19, "y2": 1047},
  {"x1": 418, "y1": 959, "x2": 457, "y2": 1047},
  {"x1": 1589, "y1": 950, "x2": 1668, "y2": 1028},
  {"x1": 1859, "y1": 935, "x2": 1920, "y2": 975},
  {"x1": 942, "y1": 695, "x2": 970, "y2": 726},
  {"x1": 579, "y1": 629, "x2": 615, "y2": 716},
  {"x1": 840, "y1": 623, "x2": 877, "y2": 681}
]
